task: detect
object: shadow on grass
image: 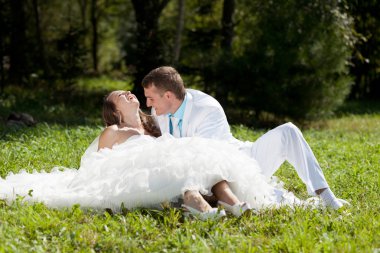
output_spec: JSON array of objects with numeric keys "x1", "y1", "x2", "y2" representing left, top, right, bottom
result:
[
  {"x1": 0, "y1": 86, "x2": 110, "y2": 139},
  {"x1": 1, "y1": 84, "x2": 379, "y2": 134},
  {"x1": 226, "y1": 99, "x2": 380, "y2": 130},
  {"x1": 335, "y1": 99, "x2": 380, "y2": 116},
  {"x1": 0, "y1": 86, "x2": 108, "y2": 125},
  {"x1": 0, "y1": 75, "x2": 133, "y2": 129}
]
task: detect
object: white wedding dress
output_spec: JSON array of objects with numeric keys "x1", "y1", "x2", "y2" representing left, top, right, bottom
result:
[{"x1": 0, "y1": 134, "x2": 308, "y2": 212}]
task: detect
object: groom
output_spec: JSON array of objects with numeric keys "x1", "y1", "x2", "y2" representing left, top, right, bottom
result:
[{"x1": 142, "y1": 66, "x2": 348, "y2": 209}]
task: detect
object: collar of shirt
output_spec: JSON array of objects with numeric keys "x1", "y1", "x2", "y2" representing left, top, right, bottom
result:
[{"x1": 168, "y1": 94, "x2": 187, "y2": 121}]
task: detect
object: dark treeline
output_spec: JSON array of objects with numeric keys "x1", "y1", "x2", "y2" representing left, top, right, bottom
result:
[{"x1": 0, "y1": 0, "x2": 379, "y2": 121}]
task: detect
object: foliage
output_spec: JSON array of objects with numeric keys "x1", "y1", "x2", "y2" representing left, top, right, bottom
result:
[
  {"x1": 0, "y1": 0, "x2": 378, "y2": 120},
  {"x1": 0, "y1": 0, "x2": 129, "y2": 86},
  {"x1": 205, "y1": 0, "x2": 356, "y2": 121},
  {"x1": 345, "y1": 0, "x2": 380, "y2": 99},
  {"x1": 50, "y1": 28, "x2": 88, "y2": 83},
  {"x1": 0, "y1": 111, "x2": 379, "y2": 251},
  {"x1": 179, "y1": 1, "x2": 223, "y2": 72}
]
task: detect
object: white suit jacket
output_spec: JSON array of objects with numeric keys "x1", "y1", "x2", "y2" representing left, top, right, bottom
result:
[{"x1": 153, "y1": 89, "x2": 238, "y2": 142}]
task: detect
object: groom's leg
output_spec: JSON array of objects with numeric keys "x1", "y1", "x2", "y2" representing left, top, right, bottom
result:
[{"x1": 248, "y1": 122, "x2": 329, "y2": 195}]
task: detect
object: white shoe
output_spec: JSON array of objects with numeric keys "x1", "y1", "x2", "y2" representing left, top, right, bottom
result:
[
  {"x1": 181, "y1": 204, "x2": 226, "y2": 221},
  {"x1": 337, "y1": 198, "x2": 350, "y2": 205},
  {"x1": 218, "y1": 201, "x2": 251, "y2": 217},
  {"x1": 336, "y1": 198, "x2": 351, "y2": 209},
  {"x1": 319, "y1": 188, "x2": 350, "y2": 210},
  {"x1": 323, "y1": 198, "x2": 351, "y2": 210}
]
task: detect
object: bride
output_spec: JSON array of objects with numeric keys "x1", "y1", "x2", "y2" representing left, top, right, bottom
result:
[{"x1": 0, "y1": 90, "x2": 307, "y2": 220}]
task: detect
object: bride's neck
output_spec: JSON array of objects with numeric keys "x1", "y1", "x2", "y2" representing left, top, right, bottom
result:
[{"x1": 120, "y1": 112, "x2": 143, "y2": 130}]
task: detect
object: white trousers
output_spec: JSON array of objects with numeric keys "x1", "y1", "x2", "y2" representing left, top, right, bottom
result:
[{"x1": 239, "y1": 122, "x2": 329, "y2": 195}]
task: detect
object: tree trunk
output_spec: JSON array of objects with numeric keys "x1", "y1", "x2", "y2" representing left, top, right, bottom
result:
[
  {"x1": 78, "y1": 0, "x2": 88, "y2": 30},
  {"x1": 9, "y1": 0, "x2": 27, "y2": 85},
  {"x1": 91, "y1": 0, "x2": 98, "y2": 73},
  {"x1": 221, "y1": 0, "x2": 235, "y2": 51},
  {"x1": 0, "y1": 4, "x2": 4, "y2": 93},
  {"x1": 32, "y1": 0, "x2": 48, "y2": 76},
  {"x1": 217, "y1": 0, "x2": 235, "y2": 107},
  {"x1": 0, "y1": 31, "x2": 4, "y2": 94},
  {"x1": 130, "y1": 0, "x2": 171, "y2": 104},
  {"x1": 172, "y1": 0, "x2": 185, "y2": 66}
]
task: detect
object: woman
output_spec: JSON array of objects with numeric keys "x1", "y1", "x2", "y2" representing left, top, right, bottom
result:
[
  {"x1": 98, "y1": 90, "x2": 252, "y2": 219},
  {"x1": 0, "y1": 91, "x2": 308, "y2": 220}
]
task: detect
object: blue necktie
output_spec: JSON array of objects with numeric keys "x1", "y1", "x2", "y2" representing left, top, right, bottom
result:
[
  {"x1": 169, "y1": 116, "x2": 181, "y2": 137},
  {"x1": 169, "y1": 116, "x2": 173, "y2": 135}
]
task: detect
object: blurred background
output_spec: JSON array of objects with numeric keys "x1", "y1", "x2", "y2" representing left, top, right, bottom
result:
[{"x1": 0, "y1": 0, "x2": 379, "y2": 126}]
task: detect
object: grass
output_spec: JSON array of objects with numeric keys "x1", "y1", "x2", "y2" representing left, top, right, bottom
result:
[{"x1": 0, "y1": 79, "x2": 379, "y2": 252}]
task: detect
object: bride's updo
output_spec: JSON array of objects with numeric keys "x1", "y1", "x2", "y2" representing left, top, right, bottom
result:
[{"x1": 102, "y1": 93, "x2": 162, "y2": 137}]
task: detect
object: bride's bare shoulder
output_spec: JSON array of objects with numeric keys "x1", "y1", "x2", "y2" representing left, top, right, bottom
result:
[
  {"x1": 98, "y1": 125, "x2": 117, "y2": 150},
  {"x1": 98, "y1": 125, "x2": 138, "y2": 150}
]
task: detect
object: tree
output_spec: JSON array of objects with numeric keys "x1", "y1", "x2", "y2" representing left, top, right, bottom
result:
[
  {"x1": 172, "y1": 0, "x2": 185, "y2": 66},
  {"x1": 0, "y1": 0, "x2": 10, "y2": 93},
  {"x1": 220, "y1": 0, "x2": 235, "y2": 52},
  {"x1": 210, "y1": 0, "x2": 356, "y2": 121},
  {"x1": 177, "y1": 1, "x2": 223, "y2": 92},
  {"x1": 215, "y1": 0, "x2": 235, "y2": 107},
  {"x1": 9, "y1": 0, "x2": 27, "y2": 84},
  {"x1": 78, "y1": 0, "x2": 88, "y2": 30},
  {"x1": 32, "y1": 0, "x2": 48, "y2": 76},
  {"x1": 91, "y1": 0, "x2": 99, "y2": 73},
  {"x1": 129, "y1": 0, "x2": 171, "y2": 102},
  {"x1": 346, "y1": 0, "x2": 380, "y2": 99}
]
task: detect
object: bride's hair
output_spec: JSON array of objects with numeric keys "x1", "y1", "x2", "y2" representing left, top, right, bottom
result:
[{"x1": 102, "y1": 93, "x2": 162, "y2": 137}]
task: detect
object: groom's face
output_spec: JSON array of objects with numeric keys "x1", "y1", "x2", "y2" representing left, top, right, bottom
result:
[{"x1": 144, "y1": 84, "x2": 171, "y2": 116}]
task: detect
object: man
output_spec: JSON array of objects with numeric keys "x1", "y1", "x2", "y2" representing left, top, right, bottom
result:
[{"x1": 142, "y1": 66, "x2": 348, "y2": 209}]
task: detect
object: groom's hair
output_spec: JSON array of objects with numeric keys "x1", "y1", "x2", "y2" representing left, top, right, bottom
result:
[{"x1": 142, "y1": 66, "x2": 186, "y2": 100}]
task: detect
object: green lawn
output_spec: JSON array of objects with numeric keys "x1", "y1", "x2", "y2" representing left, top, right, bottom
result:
[{"x1": 0, "y1": 81, "x2": 379, "y2": 251}]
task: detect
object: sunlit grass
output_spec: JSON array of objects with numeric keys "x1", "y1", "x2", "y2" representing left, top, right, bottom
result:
[
  {"x1": 0, "y1": 111, "x2": 379, "y2": 251},
  {"x1": 1, "y1": 79, "x2": 379, "y2": 251}
]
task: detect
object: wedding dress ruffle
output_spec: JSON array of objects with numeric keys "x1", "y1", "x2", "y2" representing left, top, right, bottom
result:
[{"x1": 0, "y1": 134, "x2": 307, "y2": 211}]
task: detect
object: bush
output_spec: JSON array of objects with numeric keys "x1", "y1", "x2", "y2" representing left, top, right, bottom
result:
[{"x1": 209, "y1": 0, "x2": 356, "y2": 121}]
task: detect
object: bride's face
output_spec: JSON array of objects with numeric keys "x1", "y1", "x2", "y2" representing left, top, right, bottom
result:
[{"x1": 109, "y1": 90, "x2": 140, "y2": 113}]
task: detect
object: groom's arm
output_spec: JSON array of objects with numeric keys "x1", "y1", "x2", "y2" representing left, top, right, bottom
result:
[{"x1": 194, "y1": 107, "x2": 233, "y2": 140}]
